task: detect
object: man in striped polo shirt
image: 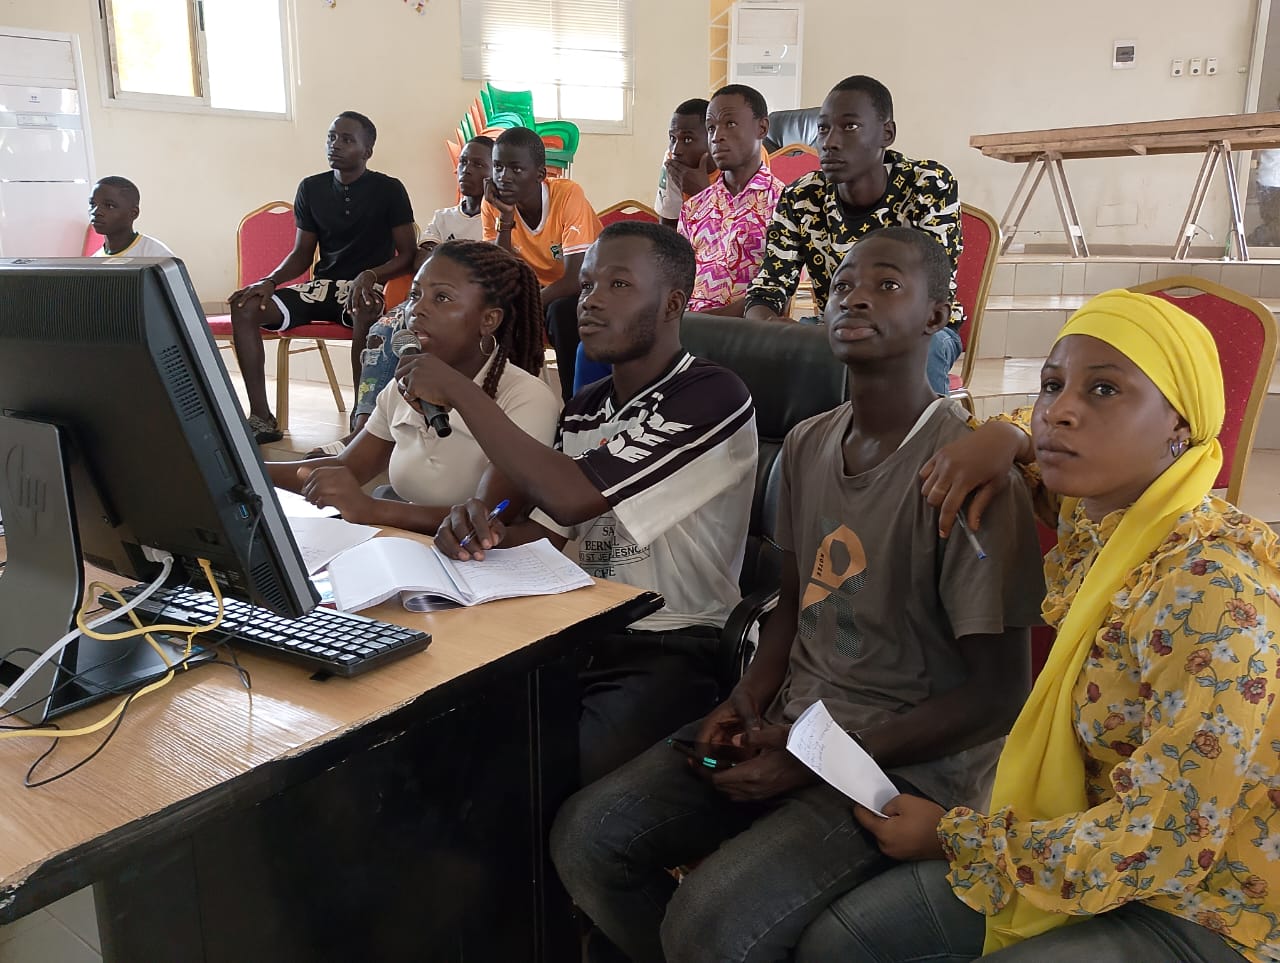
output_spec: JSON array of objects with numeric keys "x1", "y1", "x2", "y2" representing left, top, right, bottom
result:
[{"x1": 398, "y1": 221, "x2": 759, "y2": 784}]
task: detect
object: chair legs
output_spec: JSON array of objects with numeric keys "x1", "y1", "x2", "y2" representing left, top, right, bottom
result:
[
  {"x1": 273, "y1": 337, "x2": 349, "y2": 434},
  {"x1": 949, "y1": 388, "x2": 976, "y2": 416},
  {"x1": 275, "y1": 337, "x2": 292, "y2": 432},
  {"x1": 314, "y1": 339, "x2": 347, "y2": 416}
]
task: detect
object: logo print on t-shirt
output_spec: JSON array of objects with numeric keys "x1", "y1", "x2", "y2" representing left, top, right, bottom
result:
[
  {"x1": 550, "y1": 243, "x2": 563, "y2": 262},
  {"x1": 798, "y1": 520, "x2": 868, "y2": 658}
]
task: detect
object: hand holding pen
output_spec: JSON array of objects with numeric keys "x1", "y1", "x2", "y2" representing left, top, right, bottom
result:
[{"x1": 459, "y1": 499, "x2": 509, "y2": 551}]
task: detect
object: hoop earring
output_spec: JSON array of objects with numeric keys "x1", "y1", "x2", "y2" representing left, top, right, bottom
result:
[
  {"x1": 480, "y1": 332, "x2": 497, "y2": 357},
  {"x1": 1170, "y1": 438, "x2": 1188, "y2": 458}
]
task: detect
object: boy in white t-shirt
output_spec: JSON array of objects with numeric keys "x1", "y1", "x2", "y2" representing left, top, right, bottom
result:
[
  {"x1": 89, "y1": 176, "x2": 175, "y2": 258},
  {"x1": 414, "y1": 135, "x2": 493, "y2": 264}
]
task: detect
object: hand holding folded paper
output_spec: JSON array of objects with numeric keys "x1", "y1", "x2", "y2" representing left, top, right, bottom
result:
[{"x1": 786, "y1": 700, "x2": 898, "y2": 816}]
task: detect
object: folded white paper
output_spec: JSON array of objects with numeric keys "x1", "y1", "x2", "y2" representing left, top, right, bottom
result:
[
  {"x1": 285, "y1": 515, "x2": 379, "y2": 575},
  {"x1": 273, "y1": 486, "x2": 340, "y2": 519},
  {"x1": 786, "y1": 700, "x2": 899, "y2": 816}
]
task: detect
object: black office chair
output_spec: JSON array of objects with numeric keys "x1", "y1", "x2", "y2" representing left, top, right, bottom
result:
[
  {"x1": 680, "y1": 315, "x2": 848, "y2": 688},
  {"x1": 762, "y1": 106, "x2": 821, "y2": 153}
]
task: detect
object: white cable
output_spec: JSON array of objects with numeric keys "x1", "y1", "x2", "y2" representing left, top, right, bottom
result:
[{"x1": 0, "y1": 554, "x2": 175, "y2": 710}]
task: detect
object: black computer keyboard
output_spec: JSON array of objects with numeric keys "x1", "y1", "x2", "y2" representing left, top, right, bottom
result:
[{"x1": 101, "y1": 585, "x2": 432, "y2": 677}]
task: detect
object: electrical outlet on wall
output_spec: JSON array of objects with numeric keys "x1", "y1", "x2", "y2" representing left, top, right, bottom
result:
[
  {"x1": 1171, "y1": 58, "x2": 1185, "y2": 77},
  {"x1": 1206, "y1": 57, "x2": 1219, "y2": 76},
  {"x1": 1190, "y1": 57, "x2": 1203, "y2": 76}
]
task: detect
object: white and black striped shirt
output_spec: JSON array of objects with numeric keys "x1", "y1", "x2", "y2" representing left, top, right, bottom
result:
[{"x1": 532, "y1": 352, "x2": 757, "y2": 631}]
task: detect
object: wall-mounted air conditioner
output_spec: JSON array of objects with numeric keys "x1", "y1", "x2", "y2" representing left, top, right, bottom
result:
[{"x1": 729, "y1": 1, "x2": 803, "y2": 113}]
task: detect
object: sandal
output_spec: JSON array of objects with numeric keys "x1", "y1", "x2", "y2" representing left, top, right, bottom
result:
[{"x1": 247, "y1": 414, "x2": 283, "y2": 444}]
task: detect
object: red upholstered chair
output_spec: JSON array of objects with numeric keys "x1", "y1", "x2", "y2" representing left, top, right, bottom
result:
[
  {"x1": 82, "y1": 225, "x2": 104, "y2": 256},
  {"x1": 597, "y1": 200, "x2": 659, "y2": 227},
  {"x1": 1128, "y1": 277, "x2": 1278, "y2": 504},
  {"x1": 947, "y1": 203, "x2": 1001, "y2": 414},
  {"x1": 767, "y1": 143, "x2": 820, "y2": 185},
  {"x1": 1029, "y1": 275, "x2": 1277, "y2": 681},
  {"x1": 205, "y1": 201, "x2": 346, "y2": 432}
]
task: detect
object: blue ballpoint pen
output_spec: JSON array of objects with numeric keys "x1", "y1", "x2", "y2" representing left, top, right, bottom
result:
[
  {"x1": 954, "y1": 512, "x2": 988, "y2": 561},
  {"x1": 459, "y1": 499, "x2": 510, "y2": 551}
]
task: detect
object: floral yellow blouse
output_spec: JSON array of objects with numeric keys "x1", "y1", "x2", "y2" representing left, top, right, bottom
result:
[{"x1": 938, "y1": 494, "x2": 1280, "y2": 961}]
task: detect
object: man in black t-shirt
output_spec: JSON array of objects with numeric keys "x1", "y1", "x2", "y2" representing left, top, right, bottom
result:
[{"x1": 229, "y1": 110, "x2": 415, "y2": 444}]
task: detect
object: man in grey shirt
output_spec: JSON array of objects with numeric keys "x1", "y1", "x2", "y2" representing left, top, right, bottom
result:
[{"x1": 552, "y1": 227, "x2": 1045, "y2": 963}]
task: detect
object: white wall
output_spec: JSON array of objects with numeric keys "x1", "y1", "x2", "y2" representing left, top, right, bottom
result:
[
  {"x1": 0, "y1": 0, "x2": 707, "y2": 301},
  {"x1": 0, "y1": 0, "x2": 1261, "y2": 294},
  {"x1": 795, "y1": 0, "x2": 1258, "y2": 249}
]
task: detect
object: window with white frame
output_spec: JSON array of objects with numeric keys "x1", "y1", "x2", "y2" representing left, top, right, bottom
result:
[
  {"x1": 99, "y1": 0, "x2": 289, "y2": 115},
  {"x1": 460, "y1": 0, "x2": 634, "y2": 133}
]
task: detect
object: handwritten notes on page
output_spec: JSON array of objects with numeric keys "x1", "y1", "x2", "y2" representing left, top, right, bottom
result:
[{"x1": 786, "y1": 701, "x2": 898, "y2": 816}]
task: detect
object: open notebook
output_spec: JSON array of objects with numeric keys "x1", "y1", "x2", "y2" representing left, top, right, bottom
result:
[{"x1": 325, "y1": 537, "x2": 594, "y2": 612}]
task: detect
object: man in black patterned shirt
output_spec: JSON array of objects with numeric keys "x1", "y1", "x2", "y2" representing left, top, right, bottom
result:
[{"x1": 744, "y1": 75, "x2": 964, "y2": 394}]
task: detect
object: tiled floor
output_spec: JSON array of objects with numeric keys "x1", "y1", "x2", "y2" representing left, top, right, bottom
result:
[{"x1": 0, "y1": 888, "x2": 99, "y2": 963}]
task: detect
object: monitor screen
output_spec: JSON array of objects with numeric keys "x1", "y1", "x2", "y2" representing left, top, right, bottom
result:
[{"x1": 0, "y1": 256, "x2": 318, "y2": 720}]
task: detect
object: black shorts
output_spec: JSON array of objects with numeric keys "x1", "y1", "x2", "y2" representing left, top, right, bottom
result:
[{"x1": 263, "y1": 278, "x2": 380, "y2": 332}]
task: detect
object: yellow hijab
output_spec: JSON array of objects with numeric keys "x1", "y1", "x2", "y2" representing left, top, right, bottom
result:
[{"x1": 983, "y1": 289, "x2": 1225, "y2": 952}]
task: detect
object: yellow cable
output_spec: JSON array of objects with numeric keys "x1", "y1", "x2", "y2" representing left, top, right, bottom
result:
[{"x1": 0, "y1": 559, "x2": 223, "y2": 743}]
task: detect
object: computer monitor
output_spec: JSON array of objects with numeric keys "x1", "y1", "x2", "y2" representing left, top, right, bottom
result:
[{"x1": 0, "y1": 256, "x2": 318, "y2": 723}]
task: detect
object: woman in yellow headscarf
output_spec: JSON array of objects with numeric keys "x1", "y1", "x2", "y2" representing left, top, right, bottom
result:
[{"x1": 796, "y1": 290, "x2": 1280, "y2": 962}]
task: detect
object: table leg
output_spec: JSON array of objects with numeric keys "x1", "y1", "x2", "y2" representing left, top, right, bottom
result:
[
  {"x1": 1220, "y1": 138, "x2": 1251, "y2": 261},
  {"x1": 998, "y1": 157, "x2": 1047, "y2": 254},
  {"x1": 1173, "y1": 142, "x2": 1222, "y2": 259},
  {"x1": 1045, "y1": 155, "x2": 1090, "y2": 258}
]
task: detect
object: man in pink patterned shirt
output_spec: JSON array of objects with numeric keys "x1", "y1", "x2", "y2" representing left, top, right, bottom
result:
[{"x1": 679, "y1": 84, "x2": 784, "y2": 317}]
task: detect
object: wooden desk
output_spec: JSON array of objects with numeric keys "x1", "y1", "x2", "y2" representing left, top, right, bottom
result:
[
  {"x1": 971, "y1": 112, "x2": 1280, "y2": 260},
  {"x1": 0, "y1": 538, "x2": 660, "y2": 961}
]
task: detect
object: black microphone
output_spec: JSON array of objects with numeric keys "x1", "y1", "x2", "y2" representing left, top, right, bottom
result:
[{"x1": 390, "y1": 329, "x2": 452, "y2": 437}]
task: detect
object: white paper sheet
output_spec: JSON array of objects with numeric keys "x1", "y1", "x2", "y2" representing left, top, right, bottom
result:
[
  {"x1": 273, "y1": 486, "x2": 340, "y2": 519},
  {"x1": 447, "y1": 539, "x2": 594, "y2": 603},
  {"x1": 285, "y1": 515, "x2": 379, "y2": 574},
  {"x1": 786, "y1": 701, "x2": 899, "y2": 816}
]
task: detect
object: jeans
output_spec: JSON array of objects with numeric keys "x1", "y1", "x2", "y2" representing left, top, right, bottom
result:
[
  {"x1": 546, "y1": 295, "x2": 581, "y2": 401},
  {"x1": 796, "y1": 860, "x2": 1246, "y2": 963},
  {"x1": 576, "y1": 629, "x2": 721, "y2": 786},
  {"x1": 928, "y1": 325, "x2": 964, "y2": 397},
  {"x1": 551, "y1": 723, "x2": 901, "y2": 963},
  {"x1": 352, "y1": 309, "x2": 408, "y2": 423}
]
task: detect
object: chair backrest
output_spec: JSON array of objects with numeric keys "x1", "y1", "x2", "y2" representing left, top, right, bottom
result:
[
  {"x1": 762, "y1": 107, "x2": 821, "y2": 152},
  {"x1": 954, "y1": 203, "x2": 1000, "y2": 384},
  {"x1": 1129, "y1": 276, "x2": 1279, "y2": 504},
  {"x1": 596, "y1": 200, "x2": 660, "y2": 227},
  {"x1": 82, "y1": 225, "x2": 104, "y2": 256},
  {"x1": 767, "y1": 143, "x2": 820, "y2": 186},
  {"x1": 680, "y1": 315, "x2": 848, "y2": 595},
  {"x1": 237, "y1": 201, "x2": 309, "y2": 289}
]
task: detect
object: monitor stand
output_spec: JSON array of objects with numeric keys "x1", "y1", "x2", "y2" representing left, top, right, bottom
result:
[{"x1": 0, "y1": 413, "x2": 210, "y2": 724}]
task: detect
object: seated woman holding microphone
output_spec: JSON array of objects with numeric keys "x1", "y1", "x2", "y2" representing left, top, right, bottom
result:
[
  {"x1": 796, "y1": 290, "x2": 1280, "y2": 962},
  {"x1": 266, "y1": 240, "x2": 560, "y2": 533}
]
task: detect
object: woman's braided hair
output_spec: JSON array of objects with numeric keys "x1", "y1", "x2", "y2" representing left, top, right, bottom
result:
[{"x1": 431, "y1": 239, "x2": 546, "y2": 399}]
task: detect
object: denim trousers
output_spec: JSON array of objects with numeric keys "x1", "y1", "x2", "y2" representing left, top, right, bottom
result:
[
  {"x1": 551, "y1": 721, "x2": 899, "y2": 963},
  {"x1": 353, "y1": 311, "x2": 406, "y2": 422},
  {"x1": 796, "y1": 860, "x2": 1246, "y2": 963},
  {"x1": 927, "y1": 325, "x2": 964, "y2": 397},
  {"x1": 576, "y1": 629, "x2": 721, "y2": 786}
]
